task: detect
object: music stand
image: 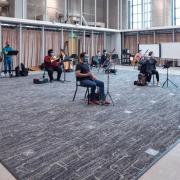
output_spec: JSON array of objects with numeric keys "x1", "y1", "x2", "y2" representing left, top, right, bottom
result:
[
  {"x1": 162, "y1": 61, "x2": 178, "y2": 88},
  {"x1": 71, "y1": 54, "x2": 78, "y2": 69},
  {"x1": 7, "y1": 50, "x2": 19, "y2": 56},
  {"x1": 6, "y1": 50, "x2": 19, "y2": 77},
  {"x1": 62, "y1": 57, "x2": 72, "y2": 82},
  {"x1": 105, "y1": 62, "x2": 115, "y2": 106}
]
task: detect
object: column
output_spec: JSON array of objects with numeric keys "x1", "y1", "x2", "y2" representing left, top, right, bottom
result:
[
  {"x1": 83, "y1": 30, "x2": 86, "y2": 52},
  {"x1": 107, "y1": 0, "x2": 109, "y2": 28},
  {"x1": 95, "y1": 0, "x2": 97, "y2": 27},
  {"x1": 19, "y1": 24, "x2": 22, "y2": 65},
  {"x1": 91, "y1": 31, "x2": 94, "y2": 56},
  {"x1": 41, "y1": 26, "x2": 45, "y2": 63},
  {"x1": 80, "y1": 0, "x2": 83, "y2": 25},
  {"x1": 104, "y1": 32, "x2": 106, "y2": 50},
  {"x1": 61, "y1": 28, "x2": 64, "y2": 49},
  {"x1": 15, "y1": 0, "x2": 27, "y2": 18}
]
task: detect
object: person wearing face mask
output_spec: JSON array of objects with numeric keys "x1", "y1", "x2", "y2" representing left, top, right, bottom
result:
[
  {"x1": 75, "y1": 52, "x2": 110, "y2": 105},
  {"x1": 146, "y1": 51, "x2": 160, "y2": 86},
  {"x1": 3, "y1": 41, "x2": 13, "y2": 77},
  {"x1": 44, "y1": 49, "x2": 62, "y2": 82}
]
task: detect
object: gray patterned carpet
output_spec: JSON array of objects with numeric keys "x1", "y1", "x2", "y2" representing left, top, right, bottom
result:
[{"x1": 0, "y1": 68, "x2": 180, "y2": 180}]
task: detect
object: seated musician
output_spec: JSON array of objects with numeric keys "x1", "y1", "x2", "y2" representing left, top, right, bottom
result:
[
  {"x1": 146, "y1": 51, "x2": 160, "y2": 86},
  {"x1": 44, "y1": 49, "x2": 62, "y2": 82},
  {"x1": 133, "y1": 50, "x2": 142, "y2": 66},
  {"x1": 101, "y1": 50, "x2": 107, "y2": 67},
  {"x1": 76, "y1": 52, "x2": 110, "y2": 105},
  {"x1": 91, "y1": 55, "x2": 98, "y2": 67}
]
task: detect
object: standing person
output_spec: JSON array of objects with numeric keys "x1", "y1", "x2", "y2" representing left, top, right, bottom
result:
[
  {"x1": 3, "y1": 41, "x2": 13, "y2": 77},
  {"x1": 146, "y1": 51, "x2": 160, "y2": 86},
  {"x1": 44, "y1": 49, "x2": 62, "y2": 82},
  {"x1": 133, "y1": 50, "x2": 142, "y2": 66},
  {"x1": 76, "y1": 52, "x2": 110, "y2": 105}
]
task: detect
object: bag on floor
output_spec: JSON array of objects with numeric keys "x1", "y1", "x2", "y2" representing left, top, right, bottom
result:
[
  {"x1": 134, "y1": 73, "x2": 147, "y2": 86},
  {"x1": 20, "y1": 63, "x2": 28, "y2": 76},
  {"x1": 33, "y1": 78, "x2": 48, "y2": 84},
  {"x1": 15, "y1": 66, "x2": 20, "y2": 77}
]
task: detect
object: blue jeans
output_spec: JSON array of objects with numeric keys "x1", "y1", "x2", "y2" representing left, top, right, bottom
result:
[
  {"x1": 80, "y1": 79, "x2": 105, "y2": 100},
  {"x1": 4, "y1": 58, "x2": 12, "y2": 74}
]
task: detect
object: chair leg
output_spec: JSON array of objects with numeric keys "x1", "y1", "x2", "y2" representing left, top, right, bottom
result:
[
  {"x1": 73, "y1": 86, "x2": 78, "y2": 101},
  {"x1": 42, "y1": 69, "x2": 46, "y2": 79},
  {"x1": 87, "y1": 88, "x2": 90, "y2": 104},
  {"x1": 84, "y1": 88, "x2": 88, "y2": 99},
  {"x1": 153, "y1": 75, "x2": 155, "y2": 85}
]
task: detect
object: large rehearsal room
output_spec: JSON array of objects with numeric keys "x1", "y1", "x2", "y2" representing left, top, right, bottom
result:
[{"x1": 0, "y1": 0, "x2": 180, "y2": 180}]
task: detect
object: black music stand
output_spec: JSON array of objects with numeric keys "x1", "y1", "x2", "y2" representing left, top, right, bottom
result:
[
  {"x1": 105, "y1": 63, "x2": 115, "y2": 106},
  {"x1": 62, "y1": 57, "x2": 72, "y2": 82},
  {"x1": 162, "y1": 61, "x2": 178, "y2": 88},
  {"x1": 6, "y1": 50, "x2": 19, "y2": 77},
  {"x1": 7, "y1": 50, "x2": 19, "y2": 56}
]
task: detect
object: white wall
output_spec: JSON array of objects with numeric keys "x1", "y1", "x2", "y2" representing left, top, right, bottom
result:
[{"x1": 106, "y1": 33, "x2": 121, "y2": 57}]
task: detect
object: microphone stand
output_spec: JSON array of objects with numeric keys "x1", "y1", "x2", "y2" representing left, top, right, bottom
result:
[{"x1": 105, "y1": 62, "x2": 115, "y2": 106}]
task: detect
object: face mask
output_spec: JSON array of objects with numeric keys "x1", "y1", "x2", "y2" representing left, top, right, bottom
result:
[
  {"x1": 83, "y1": 56, "x2": 88, "y2": 63},
  {"x1": 50, "y1": 52, "x2": 54, "y2": 56}
]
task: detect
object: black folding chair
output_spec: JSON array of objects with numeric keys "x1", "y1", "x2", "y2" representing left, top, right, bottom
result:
[{"x1": 73, "y1": 78, "x2": 90, "y2": 104}]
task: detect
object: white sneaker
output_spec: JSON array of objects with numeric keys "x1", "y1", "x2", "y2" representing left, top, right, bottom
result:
[{"x1": 156, "y1": 82, "x2": 160, "y2": 87}]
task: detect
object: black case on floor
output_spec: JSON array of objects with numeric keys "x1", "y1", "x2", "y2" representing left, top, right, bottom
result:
[{"x1": 33, "y1": 78, "x2": 48, "y2": 84}]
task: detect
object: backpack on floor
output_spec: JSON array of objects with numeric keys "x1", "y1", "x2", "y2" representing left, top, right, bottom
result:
[{"x1": 134, "y1": 73, "x2": 147, "y2": 86}]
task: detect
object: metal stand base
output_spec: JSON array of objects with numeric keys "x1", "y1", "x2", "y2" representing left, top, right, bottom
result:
[
  {"x1": 162, "y1": 68, "x2": 178, "y2": 88},
  {"x1": 105, "y1": 68, "x2": 115, "y2": 106}
]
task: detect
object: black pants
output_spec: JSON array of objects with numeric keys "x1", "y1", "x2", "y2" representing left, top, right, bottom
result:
[
  {"x1": 46, "y1": 66, "x2": 62, "y2": 81},
  {"x1": 147, "y1": 70, "x2": 159, "y2": 82}
]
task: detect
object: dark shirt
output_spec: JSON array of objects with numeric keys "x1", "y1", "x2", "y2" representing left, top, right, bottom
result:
[
  {"x1": 139, "y1": 58, "x2": 147, "y2": 74},
  {"x1": 146, "y1": 57, "x2": 157, "y2": 73},
  {"x1": 101, "y1": 54, "x2": 107, "y2": 65},
  {"x1": 76, "y1": 63, "x2": 91, "y2": 81}
]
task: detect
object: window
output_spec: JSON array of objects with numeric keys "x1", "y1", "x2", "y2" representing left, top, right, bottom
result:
[
  {"x1": 175, "y1": 0, "x2": 180, "y2": 25},
  {"x1": 129, "y1": 0, "x2": 151, "y2": 29}
]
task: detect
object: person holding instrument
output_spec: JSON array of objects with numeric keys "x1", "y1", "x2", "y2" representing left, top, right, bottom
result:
[
  {"x1": 132, "y1": 50, "x2": 142, "y2": 67},
  {"x1": 146, "y1": 51, "x2": 160, "y2": 87},
  {"x1": 76, "y1": 52, "x2": 110, "y2": 105},
  {"x1": 3, "y1": 41, "x2": 13, "y2": 77},
  {"x1": 44, "y1": 49, "x2": 62, "y2": 82}
]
